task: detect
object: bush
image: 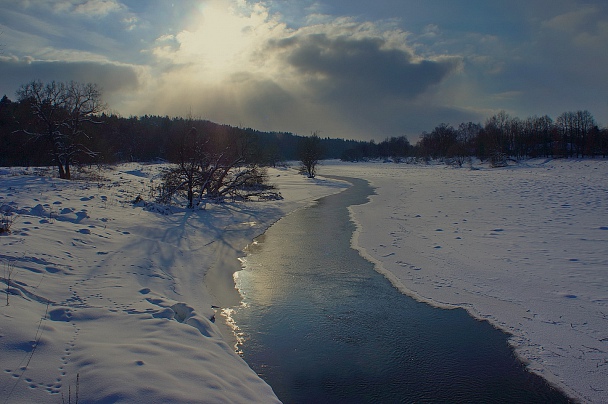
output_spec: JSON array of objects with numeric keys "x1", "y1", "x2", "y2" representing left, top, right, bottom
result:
[
  {"x1": 489, "y1": 152, "x2": 508, "y2": 168},
  {"x1": 0, "y1": 206, "x2": 17, "y2": 234}
]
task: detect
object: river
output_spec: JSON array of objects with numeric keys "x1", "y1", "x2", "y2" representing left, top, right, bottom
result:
[{"x1": 230, "y1": 177, "x2": 570, "y2": 403}]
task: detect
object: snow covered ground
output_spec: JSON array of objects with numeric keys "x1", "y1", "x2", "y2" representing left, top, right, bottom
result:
[
  {"x1": 0, "y1": 164, "x2": 345, "y2": 403},
  {"x1": 1, "y1": 159, "x2": 606, "y2": 403},
  {"x1": 325, "y1": 159, "x2": 608, "y2": 403}
]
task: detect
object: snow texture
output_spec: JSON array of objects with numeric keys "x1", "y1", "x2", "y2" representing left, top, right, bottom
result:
[
  {"x1": 0, "y1": 164, "x2": 345, "y2": 403},
  {"x1": 1, "y1": 159, "x2": 607, "y2": 403},
  {"x1": 326, "y1": 159, "x2": 608, "y2": 403}
]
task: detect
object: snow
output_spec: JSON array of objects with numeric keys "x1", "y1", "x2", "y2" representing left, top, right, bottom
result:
[
  {"x1": 325, "y1": 159, "x2": 608, "y2": 403},
  {"x1": 0, "y1": 164, "x2": 345, "y2": 403},
  {"x1": 1, "y1": 159, "x2": 606, "y2": 403}
]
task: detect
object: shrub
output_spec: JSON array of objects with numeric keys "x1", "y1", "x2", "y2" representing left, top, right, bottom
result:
[
  {"x1": 0, "y1": 207, "x2": 17, "y2": 234},
  {"x1": 489, "y1": 152, "x2": 508, "y2": 168}
]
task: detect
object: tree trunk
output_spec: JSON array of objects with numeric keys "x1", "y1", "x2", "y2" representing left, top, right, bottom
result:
[
  {"x1": 187, "y1": 185, "x2": 194, "y2": 208},
  {"x1": 58, "y1": 163, "x2": 67, "y2": 179}
]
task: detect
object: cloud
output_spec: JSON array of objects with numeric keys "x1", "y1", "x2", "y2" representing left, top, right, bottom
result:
[
  {"x1": 0, "y1": 57, "x2": 141, "y2": 97},
  {"x1": 54, "y1": 0, "x2": 124, "y2": 17},
  {"x1": 490, "y1": 4, "x2": 608, "y2": 121},
  {"x1": 540, "y1": 5, "x2": 608, "y2": 57},
  {"x1": 6, "y1": 0, "x2": 603, "y2": 139},
  {"x1": 0, "y1": 0, "x2": 524, "y2": 140},
  {"x1": 542, "y1": 6, "x2": 600, "y2": 34},
  {"x1": 132, "y1": 2, "x2": 466, "y2": 140},
  {"x1": 268, "y1": 32, "x2": 461, "y2": 100},
  {"x1": 9, "y1": 0, "x2": 124, "y2": 17}
]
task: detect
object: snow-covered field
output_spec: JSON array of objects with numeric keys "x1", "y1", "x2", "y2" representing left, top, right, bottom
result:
[
  {"x1": 1, "y1": 159, "x2": 606, "y2": 403},
  {"x1": 325, "y1": 159, "x2": 608, "y2": 403},
  {"x1": 0, "y1": 164, "x2": 345, "y2": 403}
]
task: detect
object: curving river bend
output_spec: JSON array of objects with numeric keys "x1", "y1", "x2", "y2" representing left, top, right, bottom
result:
[{"x1": 230, "y1": 177, "x2": 570, "y2": 403}]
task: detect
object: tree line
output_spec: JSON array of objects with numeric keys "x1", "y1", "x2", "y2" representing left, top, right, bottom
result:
[
  {"x1": 342, "y1": 111, "x2": 608, "y2": 165},
  {"x1": 2, "y1": 79, "x2": 606, "y2": 179},
  {"x1": 0, "y1": 79, "x2": 354, "y2": 206},
  {"x1": 0, "y1": 82, "x2": 358, "y2": 171}
]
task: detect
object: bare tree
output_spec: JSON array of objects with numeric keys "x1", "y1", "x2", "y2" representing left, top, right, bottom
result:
[
  {"x1": 16, "y1": 80, "x2": 106, "y2": 179},
  {"x1": 158, "y1": 126, "x2": 278, "y2": 207},
  {"x1": 159, "y1": 126, "x2": 206, "y2": 208},
  {"x1": 298, "y1": 132, "x2": 322, "y2": 178},
  {"x1": 555, "y1": 111, "x2": 596, "y2": 158}
]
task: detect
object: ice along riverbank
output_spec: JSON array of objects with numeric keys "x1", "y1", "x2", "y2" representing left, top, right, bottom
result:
[
  {"x1": 231, "y1": 176, "x2": 570, "y2": 403},
  {"x1": 321, "y1": 160, "x2": 608, "y2": 403}
]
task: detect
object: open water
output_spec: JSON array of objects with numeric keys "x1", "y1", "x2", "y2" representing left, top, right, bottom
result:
[{"x1": 231, "y1": 177, "x2": 570, "y2": 403}]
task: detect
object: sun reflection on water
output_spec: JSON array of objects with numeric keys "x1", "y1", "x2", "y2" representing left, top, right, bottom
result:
[{"x1": 221, "y1": 306, "x2": 247, "y2": 355}]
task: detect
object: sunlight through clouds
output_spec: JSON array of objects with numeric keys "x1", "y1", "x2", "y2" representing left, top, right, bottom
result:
[
  {"x1": 0, "y1": 0, "x2": 606, "y2": 139},
  {"x1": 151, "y1": 0, "x2": 287, "y2": 81},
  {"x1": 137, "y1": 0, "x2": 465, "y2": 137}
]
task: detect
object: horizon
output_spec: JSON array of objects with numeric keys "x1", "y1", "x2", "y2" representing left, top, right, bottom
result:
[{"x1": 1, "y1": 0, "x2": 607, "y2": 142}]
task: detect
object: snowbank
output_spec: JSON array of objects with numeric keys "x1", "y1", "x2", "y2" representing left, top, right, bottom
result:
[
  {"x1": 325, "y1": 159, "x2": 608, "y2": 403},
  {"x1": 2, "y1": 159, "x2": 606, "y2": 403},
  {"x1": 0, "y1": 163, "x2": 346, "y2": 403}
]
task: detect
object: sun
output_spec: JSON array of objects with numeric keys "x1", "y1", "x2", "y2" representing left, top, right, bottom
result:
[
  {"x1": 192, "y1": 2, "x2": 252, "y2": 67},
  {"x1": 155, "y1": 0, "x2": 284, "y2": 81}
]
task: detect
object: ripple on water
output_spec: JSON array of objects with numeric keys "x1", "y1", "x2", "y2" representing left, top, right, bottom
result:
[{"x1": 232, "y1": 177, "x2": 571, "y2": 404}]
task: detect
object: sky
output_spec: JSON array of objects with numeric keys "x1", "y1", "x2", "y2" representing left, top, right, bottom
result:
[{"x1": 0, "y1": 0, "x2": 607, "y2": 142}]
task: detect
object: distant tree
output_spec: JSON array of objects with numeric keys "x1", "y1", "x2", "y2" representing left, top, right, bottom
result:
[
  {"x1": 457, "y1": 122, "x2": 481, "y2": 157},
  {"x1": 378, "y1": 136, "x2": 411, "y2": 162},
  {"x1": 575, "y1": 110, "x2": 595, "y2": 158},
  {"x1": 341, "y1": 147, "x2": 364, "y2": 162},
  {"x1": 16, "y1": 80, "x2": 106, "y2": 179},
  {"x1": 298, "y1": 132, "x2": 322, "y2": 178},
  {"x1": 483, "y1": 111, "x2": 511, "y2": 157},
  {"x1": 555, "y1": 111, "x2": 595, "y2": 158},
  {"x1": 599, "y1": 127, "x2": 608, "y2": 158},
  {"x1": 524, "y1": 115, "x2": 554, "y2": 158},
  {"x1": 418, "y1": 123, "x2": 457, "y2": 160}
]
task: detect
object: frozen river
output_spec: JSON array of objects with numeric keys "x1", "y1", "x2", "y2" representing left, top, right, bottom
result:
[{"x1": 231, "y1": 177, "x2": 569, "y2": 403}]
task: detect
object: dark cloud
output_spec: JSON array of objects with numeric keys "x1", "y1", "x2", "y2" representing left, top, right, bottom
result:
[
  {"x1": 242, "y1": 32, "x2": 468, "y2": 140},
  {"x1": 230, "y1": 74, "x2": 298, "y2": 124},
  {"x1": 0, "y1": 58, "x2": 140, "y2": 98},
  {"x1": 2, "y1": 0, "x2": 605, "y2": 140},
  {"x1": 269, "y1": 33, "x2": 460, "y2": 101}
]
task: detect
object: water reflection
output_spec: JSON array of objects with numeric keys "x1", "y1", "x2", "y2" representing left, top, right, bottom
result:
[{"x1": 231, "y1": 178, "x2": 570, "y2": 403}]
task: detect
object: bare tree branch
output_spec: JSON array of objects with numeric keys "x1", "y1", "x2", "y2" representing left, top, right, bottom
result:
[{"x1": 16, "y1": 80, "x2": 106, "y2": 179}]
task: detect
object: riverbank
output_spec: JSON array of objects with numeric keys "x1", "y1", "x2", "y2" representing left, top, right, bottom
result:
[
  {"x1": 0, "y1": 163, "x2": 346, "y2": 403},
  {"x1": 2, "y1": 159, "x2": 605, "y2": 402},
  {"x1": 323, "y1": 159, "x2": 608, "y2": 403},
  {"x1": 233, "y1": 174, "x2": 570, "y2": 403}
]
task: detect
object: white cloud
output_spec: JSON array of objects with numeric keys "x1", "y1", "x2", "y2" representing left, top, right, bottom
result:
[
  {"x1": 132, "y1": 0, "x2": 469, "y2": 139},
  {"x1": 53, "y1": 0, "x2": 124, "y2": 17},
  {"x1": 5, "y1": 0, "x2": 604, "y2": 138},
  {"x1": 151, "y1": 0, "x2": 287, "y2": 79}
]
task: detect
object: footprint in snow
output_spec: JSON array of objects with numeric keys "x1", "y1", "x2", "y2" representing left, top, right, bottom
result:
[{"x1": 45, "y1": 266, "x2": 61, "y2": 273}]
